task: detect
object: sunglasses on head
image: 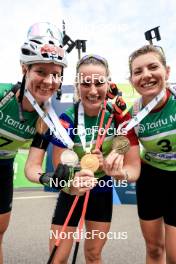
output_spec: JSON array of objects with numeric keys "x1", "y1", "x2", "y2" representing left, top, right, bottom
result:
[
  {"x1": 151, "y1": 45, "x2": 165, "y2": 56},
  {"x1": 76, "y1": 54, "x2": 108, "y2": 69},
  {"x1": 129, "y1": 44, "x2": 165, "y2": 65}
]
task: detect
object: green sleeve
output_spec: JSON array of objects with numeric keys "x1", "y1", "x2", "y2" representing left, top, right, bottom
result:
[{"x1": 0, "y1": 83, "x2": 13, "y2": 99}]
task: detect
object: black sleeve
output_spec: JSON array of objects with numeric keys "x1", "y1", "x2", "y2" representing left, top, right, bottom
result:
[{"x1": 31, "y1": 132, "x2": 49, "y2": 150}]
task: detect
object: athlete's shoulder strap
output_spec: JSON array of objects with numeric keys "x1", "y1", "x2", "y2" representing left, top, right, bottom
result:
[
  {"x1": 168, "y1": 84, "x2": 176, "y2": 96},
  {"x1": 132, "y1": 97, "x2": 141, "y2": 136},
  {"x1": 12, "y1": 82, "x2": 21, "y2": 94},
  {"x1": 73, "y1": 101, "x2": 79, "y2": 129},
  {"x1": 0, "y1": 82, "x2": 21, "y2": 107}
]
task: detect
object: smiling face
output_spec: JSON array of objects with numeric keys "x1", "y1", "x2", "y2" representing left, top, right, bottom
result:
[
  {"x1": 24, "y1": 63, "x2": 62, "y2": 104},
  {"x1": 77, "y1": 64, "x2": 109, "y2": 116},
  {"x1": 130, "y1": 51, "x2": 170, "y2": 104}
]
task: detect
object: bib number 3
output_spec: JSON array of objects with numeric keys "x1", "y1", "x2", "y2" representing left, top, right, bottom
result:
[{"x1": 157, "y1": 139, "x2": 172, "y2": 152}]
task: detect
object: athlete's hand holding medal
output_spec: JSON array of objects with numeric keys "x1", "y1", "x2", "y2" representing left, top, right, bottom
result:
[
  {"x1": 102, "y1": 84, "x2": 131, "y2": 181},
  {"x1": 69, "y1": 169, "x2": 97, "y2": 196},
  {"x1": 60, "y1": 84, "x2": 130, "y2": 191},
  {"x1": 58, "y1": 83, "x2": 130, "y2": 193},
  {"x1": 59, "y1": 101, "x2": 102, "y2": 195},
  {"x1": 59, "y1": 148, "x2": 98, "y2": 196},
  {"x1": 103, "y1": 137, "x2": 130, "y2": 181},
  {"x1": 104, "y1": 86, "x2": 167, "y2": 181},
  {"x1": 103, "y1": 83, "x2": 130, "y2": 180},
  {"x1": 91, "y1": 149, "x2": 104, "y2": 171},
  {"x1": 40, "y1": 82, "x2": 130, "y2": 192},
  {"x1": 59, "y1": 98, "x2": 115, "y2": 194}
]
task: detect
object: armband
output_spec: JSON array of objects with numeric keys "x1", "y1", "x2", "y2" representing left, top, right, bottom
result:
[{"x1": 31, "y1": 133, "x2": 49, "y2": 150}]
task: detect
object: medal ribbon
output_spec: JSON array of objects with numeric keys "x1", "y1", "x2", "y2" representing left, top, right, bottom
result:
[
  {"x1": 169, "y1": 84, "x2": 176, "y2": 96},
  {"x1": 95, "y1": 100, "x2": 114, "y2": 150},
  {"x1": 24, "y1": 89, "x2": 74, "y2": 149},
  {"x1": 78, "y1": 100, "x2": 114, "y2": 153},
  {"x1": 78, "y1": 102, "x2": 99, "y2": 153},
  {"x1": 117, "y1": 88, "x2": 166, "y2": 133}
]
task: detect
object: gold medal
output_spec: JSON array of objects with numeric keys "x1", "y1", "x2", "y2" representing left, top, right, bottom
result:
[
  {"x1": 60, "y1": 149, "x2": 79, "y2": 167},
  {"x1": 80, "y1": 154, "x2": 99, "y2": 172},
  {"x1": 112, "y1": 136, "x2": 130, "y2": 154}
]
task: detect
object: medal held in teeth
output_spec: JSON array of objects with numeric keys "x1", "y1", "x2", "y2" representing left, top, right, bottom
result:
[
  {"x1": 112, "y1": 136, "x2": 130, "y2": 154},
  {"x1": 80, "y1": 153, "x2": 100, "y2": 172}
]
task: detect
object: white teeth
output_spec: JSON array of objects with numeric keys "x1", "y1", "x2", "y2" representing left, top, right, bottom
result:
[
  {"x1": 143, "y1": 82, "x2": 155, "y2": 88},
  {"x1": 88, "y1": 97, "x2": 98, "y2": 101},
  {"x1": 40, "y1": 88, "x2": 50, "y2": 92}
]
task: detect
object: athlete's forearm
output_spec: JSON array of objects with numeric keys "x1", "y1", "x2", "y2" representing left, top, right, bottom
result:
[
  {"x1": 25, "y1": 163, "x2": 43, "y2": 183},
  {"x1": 123, "y1": 145, "x2": 141, "y2": 182},
  {"x1": 25, "y1": 147, "x2": 46, "y2": 183},
  {"x1": 25, "y1": 147, "x2": 75, "y2": 190}
]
